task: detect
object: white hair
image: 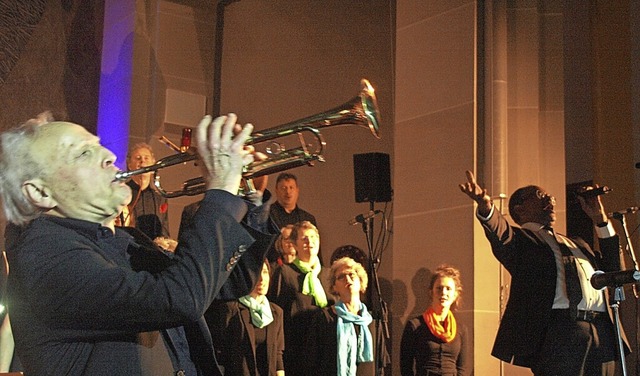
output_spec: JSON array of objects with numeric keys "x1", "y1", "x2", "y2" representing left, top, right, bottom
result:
[{"x1": 0, "y1": 112, "x2": 53, "y2": 225}]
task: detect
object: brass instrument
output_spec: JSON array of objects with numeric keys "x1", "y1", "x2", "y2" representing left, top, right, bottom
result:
[{"x1": 114, "y1": 79, "x2": 381, "y2": 198}]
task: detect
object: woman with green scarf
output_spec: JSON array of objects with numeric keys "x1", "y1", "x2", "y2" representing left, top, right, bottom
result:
[{"x1": 307, "y1": 257, "x2": 375, "y2": 376}]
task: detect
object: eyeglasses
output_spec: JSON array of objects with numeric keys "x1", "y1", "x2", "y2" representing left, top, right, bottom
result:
[
  {"x1": 517, "y1": 189, "x2": 556, "y2": 206},
  {"x1": 336, "y1": 271, "x2": 358, "y2": 281},
  {"x1": 534, "y1": 190, "x2": 556, "y2": 205}
]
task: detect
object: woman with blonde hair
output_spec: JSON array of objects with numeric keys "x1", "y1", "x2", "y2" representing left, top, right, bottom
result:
[
  {"x1": 307, "y1": 256, "x2": 375, "y2": 375},
  {"x1": 400, "y1": 264, "x2": 470, "y2": 376}
]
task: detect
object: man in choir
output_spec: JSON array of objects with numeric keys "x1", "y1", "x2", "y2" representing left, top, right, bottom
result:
[{"x1": 269, "y1": 173, "x2": 317, "y2": 228}]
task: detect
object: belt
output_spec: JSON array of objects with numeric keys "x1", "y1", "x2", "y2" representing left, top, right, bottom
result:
[
  {"x1": 425, "y1": 371, "x2": 455, "y2": 376},
  {"x1": 576, "y1": 309, "x2": 606, "y2": 322}
]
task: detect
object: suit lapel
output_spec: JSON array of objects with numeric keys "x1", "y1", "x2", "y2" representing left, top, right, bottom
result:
[
  {"x1": 571, "y1": 237, "x2": 598, "y2": 265},
  {"x1": 521, "y1": 228, "x2": 547, "y2": 247}
]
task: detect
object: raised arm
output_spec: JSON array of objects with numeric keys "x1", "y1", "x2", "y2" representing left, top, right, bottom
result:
[{"x1": 458, "y1": 170, "x2": 492, "y2": 217}]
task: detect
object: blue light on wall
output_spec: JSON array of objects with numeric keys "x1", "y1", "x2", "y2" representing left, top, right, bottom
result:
[{"x1": 96, "y1": 1, "x2": 135, "y2": 169}]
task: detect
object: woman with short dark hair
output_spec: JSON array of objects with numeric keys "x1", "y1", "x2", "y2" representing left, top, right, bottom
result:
[{"x1": 206, "y1": 260, "x2": 285, "y2": 376}]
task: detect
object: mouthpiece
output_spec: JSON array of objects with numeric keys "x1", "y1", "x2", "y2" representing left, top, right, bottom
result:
[{"x1": 114, "y1": 170, "x2": 133, "y2": 181}]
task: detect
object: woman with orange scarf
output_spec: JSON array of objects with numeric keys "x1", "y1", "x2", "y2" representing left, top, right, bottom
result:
[{"x1": 400, "y1": 265, "x2": 470, "y2": 376}]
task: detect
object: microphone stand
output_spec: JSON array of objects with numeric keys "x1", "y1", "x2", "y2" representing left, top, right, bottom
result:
[
  {"x1": 612, "y1": 212, "x2": 640, "y2": 298},
  {"x1": 360, "y1": 200, "x2": 389, "y2": 376},
  {"x1": 610, "y1": 212, "x2": 637, "y2": 374},
  {"x1": 610, "y1": 284, "x2": 628, "y2": 376}
]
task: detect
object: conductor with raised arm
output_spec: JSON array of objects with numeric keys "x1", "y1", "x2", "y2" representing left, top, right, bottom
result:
[
  {"x1": 459, "y1": 171, "x2": 628, "y2": 376},
  {"x1": 0, "y1": 113, "x2": 276, "y2": 375}
]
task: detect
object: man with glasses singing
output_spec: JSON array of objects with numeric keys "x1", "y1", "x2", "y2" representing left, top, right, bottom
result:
[{"x1": 459, "y1": 171, "x2": 628, "y2": 376}]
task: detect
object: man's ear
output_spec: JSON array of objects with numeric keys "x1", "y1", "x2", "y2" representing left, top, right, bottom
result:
[
  {"x1": 22, "y1": 179, "x2": 57, "y2": 209},
  {"x1": 511, "y1": 204, "x2": 523, "y2": 224}
]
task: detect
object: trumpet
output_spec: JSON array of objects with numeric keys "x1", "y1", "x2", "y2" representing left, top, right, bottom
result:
[{"x1": 115, "y1": 78, "x2": 381, "y2": 198}]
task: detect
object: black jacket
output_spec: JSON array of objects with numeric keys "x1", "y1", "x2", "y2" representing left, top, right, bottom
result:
[
  {"x1": 480, "y1": 209, "x2": 627, "y2": 366},
  {"x1": 6, "y1": 190, "x2": 276, "y2": 375}
]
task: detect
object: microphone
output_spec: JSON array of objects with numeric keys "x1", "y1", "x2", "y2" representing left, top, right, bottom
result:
[
  {"x1": 576, "y1": 186, "x2": 611, "y2": 198},
  {"x1": 348, "y1": 210, "x2": 382, "y2": 225},
  {"x1": 590, "y1": 269, "x2": 640, "y2": 290},
  {"x1": 607, "y1": 206, "x2": 640, "y2": 219}
]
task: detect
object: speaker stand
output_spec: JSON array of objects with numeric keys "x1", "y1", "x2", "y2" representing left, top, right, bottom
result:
[{"x1": 360, "y1": 201, "x2": 390, "y2": 375}]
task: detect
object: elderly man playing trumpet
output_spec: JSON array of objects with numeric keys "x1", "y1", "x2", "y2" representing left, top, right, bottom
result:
[{"x1": 0, "y1": 112, "x2": 277, "y2": 375}]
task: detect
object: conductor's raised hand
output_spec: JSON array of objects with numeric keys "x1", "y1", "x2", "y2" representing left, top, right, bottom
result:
[
  {"x1": 196, "y1": 113, "x2": 254, "y2": 194},
  {"x1": 458, "y1": 170, "x2": 492, "y2": 216}
]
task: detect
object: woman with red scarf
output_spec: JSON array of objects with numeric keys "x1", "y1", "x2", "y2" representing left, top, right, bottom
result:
[{"x1": 400, "y1": 265, "x2": 470, "y2": 376}]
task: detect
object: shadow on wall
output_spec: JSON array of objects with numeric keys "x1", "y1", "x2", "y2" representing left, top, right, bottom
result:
[
  {"x1": 390, "y1": 277, "x2": 408, "y2": 374},
  {"x1": 390, "y1": 267, "x2": 436, "y2": 374},
  {"x1": 410, "y1": 267, "x2": 433, "y2": 318}
]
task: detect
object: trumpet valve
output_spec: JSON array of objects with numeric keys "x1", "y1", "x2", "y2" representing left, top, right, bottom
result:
[{"x1": 265, "y1": 142, "x2": 286, "y2": 155}]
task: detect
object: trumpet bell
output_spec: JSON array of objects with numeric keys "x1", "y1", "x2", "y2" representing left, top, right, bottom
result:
[
  {"x1": 249, "y1": 78, "x2": 380, "y2": 144},
  {"x1": 243, "y1": 78, "x2": 380, "y2": 179},
  {"x1": 358, "y1": 78, "x2": 381, "y2": 138}
]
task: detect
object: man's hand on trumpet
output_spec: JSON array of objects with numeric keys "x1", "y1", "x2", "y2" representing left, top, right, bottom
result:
[{"x1": 196, "y1": 113, "x2": 254, "y2": 195}]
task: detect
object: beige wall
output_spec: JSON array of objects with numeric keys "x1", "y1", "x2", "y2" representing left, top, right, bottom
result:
[
  {"x1": 395, "y1": 0, "x2": 483, "y2": 374},
  {"x1": 582, "y1": 2, "x2": 639, "y2": 375}
]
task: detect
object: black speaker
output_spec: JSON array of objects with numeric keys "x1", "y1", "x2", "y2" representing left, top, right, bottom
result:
[{"x1": 353, "y1": 152, "x2": 392, "y2": 203}]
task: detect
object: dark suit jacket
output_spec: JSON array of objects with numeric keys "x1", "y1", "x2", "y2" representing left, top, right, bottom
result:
[
  {"x1": 6, "y1": 190, "x2": 276, "y2": 376},
  {"x1": 206, "y1": 300, "x2": 284, "y2": 375},
  {"x1": 480, "y1": 209, "x2": 627, "y2": 367}
]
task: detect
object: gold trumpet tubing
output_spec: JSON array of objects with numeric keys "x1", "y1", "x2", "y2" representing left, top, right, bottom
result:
[
  {"x1": 245, "y1": 78, "x2": 379, "y2": 146},
  {"x1": 249, "y1": 101, "x2": 377, "y2": 147},
  {"x1": 114, "y1": 149, "x2": 198, "y2": 181},
  {"x1": 245, "y1": 148, "x2": 325, "y2": 179},
  {"x1": 158, "y1": 136, "x2": 181, "y2": 153},
  {"x1": 153, "y1": 174, "x2": 204, "y2": 198},
  {"x1": 153, "y1": 145, "x2": 325, "y2": 198},
  {"x1": 247, "y1": 128, "x2": 326, "y2": 178}
]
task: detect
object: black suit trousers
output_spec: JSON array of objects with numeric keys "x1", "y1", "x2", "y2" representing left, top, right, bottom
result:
[{"x1": 531, "y1": 309, "x2": 617, "y2": 376}]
